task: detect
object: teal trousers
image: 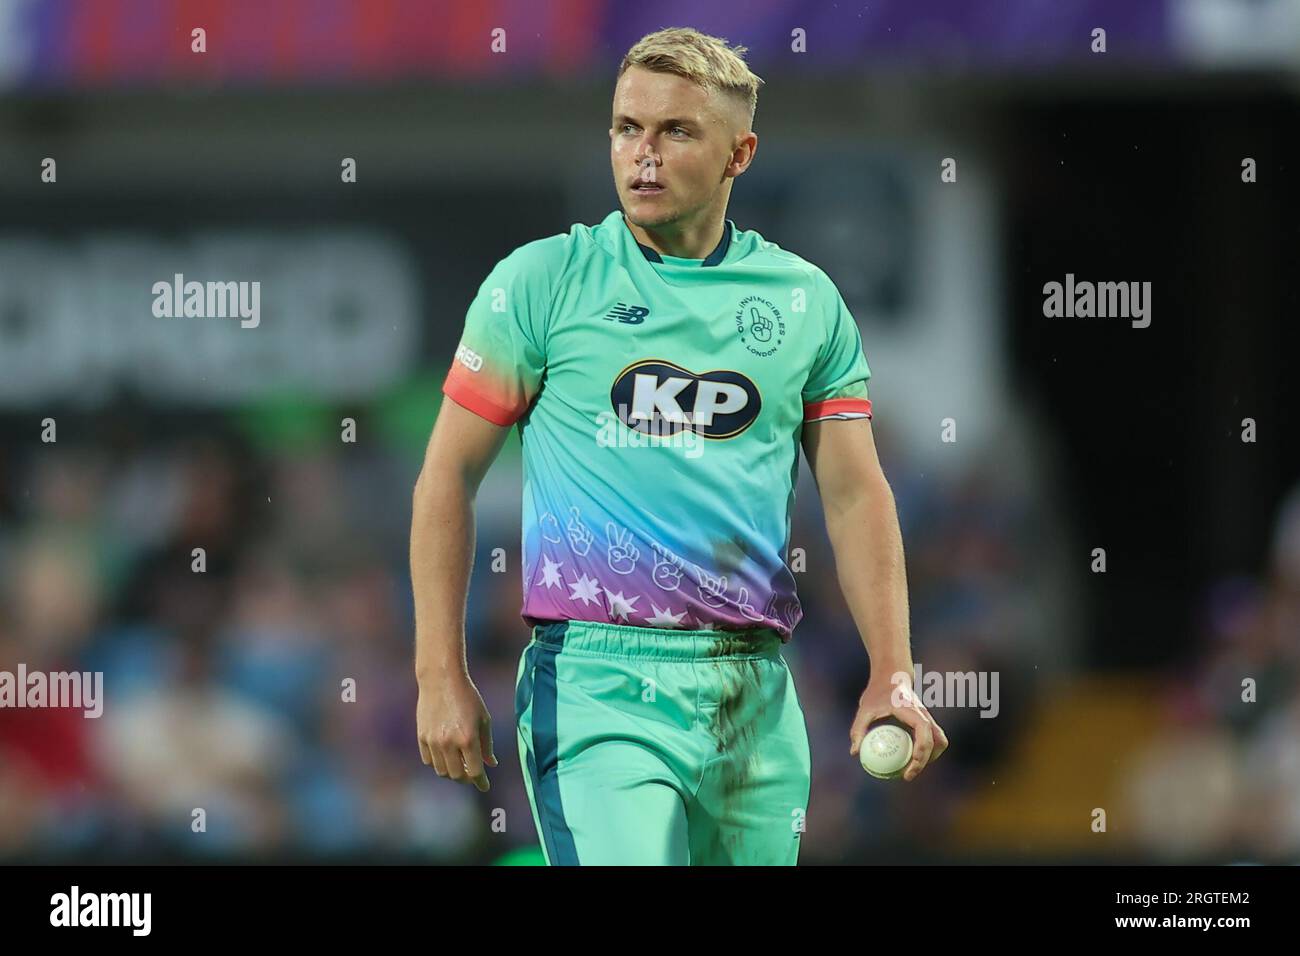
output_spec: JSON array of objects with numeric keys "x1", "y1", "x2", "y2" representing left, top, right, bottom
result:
[{"x1": 514, "y1": 620, "x2": 812, "y2": 865}]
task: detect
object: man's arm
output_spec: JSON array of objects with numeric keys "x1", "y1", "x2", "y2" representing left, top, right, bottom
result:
[
  {"x1": 801, "y1": 417, "x2": 948, "y2": 781},
  {"x1": 411, "y1": 398, "x2": 512, "y2": 792}
]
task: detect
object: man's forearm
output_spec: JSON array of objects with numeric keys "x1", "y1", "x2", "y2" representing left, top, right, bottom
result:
[
  {"x1": 411, "y1": 469, "x2": 477, "y2": 680},
  {"x1": 824, "y1": 477, "x2": 914, "y2": 682}
]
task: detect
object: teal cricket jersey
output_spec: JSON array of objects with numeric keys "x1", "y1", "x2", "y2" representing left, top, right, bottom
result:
[{"x1": 442, "y1": 209, "x2": 872, "y2": 639}]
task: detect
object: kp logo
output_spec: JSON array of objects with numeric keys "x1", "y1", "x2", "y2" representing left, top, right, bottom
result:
[{"x1": 610, "y1": 360, "x2": 761, "y2": 439}]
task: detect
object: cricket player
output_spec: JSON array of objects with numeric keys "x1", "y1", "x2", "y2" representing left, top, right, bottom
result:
[{"x1": 412, "y1": 27, "x2": 948, "y2": 865}]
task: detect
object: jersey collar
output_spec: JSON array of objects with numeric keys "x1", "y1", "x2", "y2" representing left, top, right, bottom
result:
[{"x1": 623, "y1": 214, "x2": 734, "y2": 267}]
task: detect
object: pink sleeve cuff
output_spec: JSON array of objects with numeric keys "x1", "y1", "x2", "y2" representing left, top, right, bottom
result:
[{"x1": 803, "y1": 397, "x2": 872, "y2": 423}]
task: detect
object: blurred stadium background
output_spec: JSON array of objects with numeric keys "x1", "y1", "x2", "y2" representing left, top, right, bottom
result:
[{"x1": 0, "y1": 0, "x2": 1297, "y2": 864}]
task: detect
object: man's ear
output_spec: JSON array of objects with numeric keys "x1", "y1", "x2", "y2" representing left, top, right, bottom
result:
[{"x1": 726, "y1": 131, "x2": 758, "y2": 179}]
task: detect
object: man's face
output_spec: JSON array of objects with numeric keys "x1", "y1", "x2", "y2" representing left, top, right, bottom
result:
[{"x1": 610, "y1": 66, "x2": 748, "y2": 230}]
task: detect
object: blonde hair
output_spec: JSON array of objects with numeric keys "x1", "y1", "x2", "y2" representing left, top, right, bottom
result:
[{"x1": 617, "y1": 27, "x2": 763, "y2": 125}]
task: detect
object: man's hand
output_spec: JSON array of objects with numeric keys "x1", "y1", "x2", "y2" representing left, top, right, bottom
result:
[
  {"x1": 416, "y1": 670, "x2": 498, "y2": 792},
  {"x1": 849, "y1": 673, "x2": 949, "y2": 782}
]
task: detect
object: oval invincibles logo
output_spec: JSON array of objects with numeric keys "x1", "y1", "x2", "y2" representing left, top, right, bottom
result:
[{"x1": 610, "y1": 360, "x2": 761, "y2": 439}]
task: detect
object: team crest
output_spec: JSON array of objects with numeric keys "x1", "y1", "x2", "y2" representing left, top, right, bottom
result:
[{"x1": 735, "y1": 295, "x2": 785, "y2": 357}]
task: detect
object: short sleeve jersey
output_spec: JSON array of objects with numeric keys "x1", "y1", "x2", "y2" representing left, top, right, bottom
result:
[{"x1": 443, "y1": 209, "x2": 872, "y2": 639}]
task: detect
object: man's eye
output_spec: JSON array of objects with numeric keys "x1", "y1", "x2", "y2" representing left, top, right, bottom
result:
[
  {"x1": 621, "y1": 124, "x2": 638, "y2": 134},
  {"x1": 669, "y1": 127, "x2": 687, "y2": 136}
]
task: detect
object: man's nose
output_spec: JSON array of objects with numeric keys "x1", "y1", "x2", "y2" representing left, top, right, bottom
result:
[{"x1": 634, "y1": 145, "x2": 660, "y2": 183}]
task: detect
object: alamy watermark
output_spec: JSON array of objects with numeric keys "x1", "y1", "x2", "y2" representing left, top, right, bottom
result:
[
  {"x1": 1042, "y1": 273, "x2": 1150, "y2": 328},
  {"x1": 0, "y1": 664, "x2": 103, "y2": 718},
  {"x1": 152, "y1": 273, "x2": 261, "y2": 328},
  {"x1": 891, "y1": 663, "x2": 999, "y2": 718},
  {"x1": 596, "y1": 407, "x2": 705, "y2": 459},
  {"x1": 50, "y1": 886, "x2": 150, "y2": 936}
]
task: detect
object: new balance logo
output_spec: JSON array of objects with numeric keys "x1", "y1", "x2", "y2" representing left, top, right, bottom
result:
[{"x1": 604, "y1": 303, "x2": 649, "y2": 325}]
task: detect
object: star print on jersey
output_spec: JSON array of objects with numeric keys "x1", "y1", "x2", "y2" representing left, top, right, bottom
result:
[
  {"x1": 537, "y1": 555, "x2": 564, "y2": 589},
  {"x1": 605, "y1": 589, "x2": 640, "y2": 622},
  {"x1": 645, "y1": 604, "x2": 687, "y2": 628},
  {"x1": 568, "y1": 572, "x2": 603, "y2": 607}
]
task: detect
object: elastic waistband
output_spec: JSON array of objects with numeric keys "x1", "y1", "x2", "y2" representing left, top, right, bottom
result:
[{"x1": 530, "y1": 619, "x2": 783, "y2": 661}]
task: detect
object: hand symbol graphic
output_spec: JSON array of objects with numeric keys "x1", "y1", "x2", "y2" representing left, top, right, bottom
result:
[
  {"x1": 696, "y1": 567, "x2": 730, "y2": 608},
  {"x1": 566, "y1": 507, "x2": 594, "y2": 556},
  {"x1": 652, "y1": 545, "x2": 684, "y2": 591},
  {"x1": 735, "y1": 586, "x2": 766, "y2": 622},
  {"x1": 539, "y1": 512, "x2": 562, "y2": 544},
  {"x1": 605, "y1": 522, "x2": 640, "y2": 574}
]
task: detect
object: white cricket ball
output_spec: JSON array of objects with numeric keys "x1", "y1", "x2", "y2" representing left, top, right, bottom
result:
[{"x1": 859, "y1": 721, "x2": 913, "y2": 780}]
